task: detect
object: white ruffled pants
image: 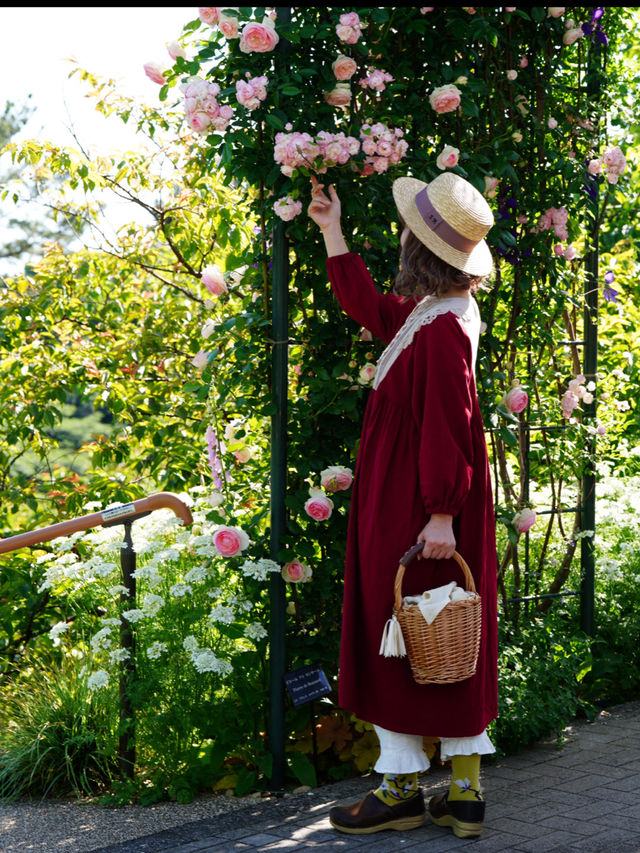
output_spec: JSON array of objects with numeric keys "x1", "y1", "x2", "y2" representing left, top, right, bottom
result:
[{"x1": 374, "y1": 725, "x2": 496, "y2": 774}]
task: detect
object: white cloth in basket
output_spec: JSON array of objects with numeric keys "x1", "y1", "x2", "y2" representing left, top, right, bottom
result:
[
  {"x1": 379, "y1": 582, "x2": 475, "y2": 656},
  {"x1": 404, "y1": 581, "x2": 476, "y2": 625}
]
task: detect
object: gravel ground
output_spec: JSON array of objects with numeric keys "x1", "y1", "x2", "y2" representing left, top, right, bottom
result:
[{"x1": 0, "y1": 789, "x2": 270, "y2": 853}]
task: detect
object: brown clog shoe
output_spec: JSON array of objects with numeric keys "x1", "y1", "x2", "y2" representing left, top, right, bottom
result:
[
  {"x1": 428, "y1": 790, "x2": 485, "y2": 838},
  {"x1": 329, "y1": 789, "x2": 426, "y2": 834}
]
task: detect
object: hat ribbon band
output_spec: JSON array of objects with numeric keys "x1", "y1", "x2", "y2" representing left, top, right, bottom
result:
[{"x1": 415, "y1": 187, "x2": 478, "y2": 254}]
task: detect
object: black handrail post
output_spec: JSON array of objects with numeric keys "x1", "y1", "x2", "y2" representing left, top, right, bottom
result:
[
  {"x1": 119, "y1": 520, "x2": 137, "y2": 778},
  {"x1": 268, "y1": 5, "x2": 291, "y2": 791}
]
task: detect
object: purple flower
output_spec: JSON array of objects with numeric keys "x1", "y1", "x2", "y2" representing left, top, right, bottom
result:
[
  {"x1": 604, "y1": 270, "x2": 615, "y2": 285},
  {"x1": 582, "y1": 22, "x2": 593, "y2": 35},
  {"x1": 205, "y1": 426, "x2": 225, "y2": 490},
  {"x1": 592, "y1": 7, "x2": 604, "y2": 22},
  {"x1": 603, "y1": 286, "x2": 618, "y2": 303}
]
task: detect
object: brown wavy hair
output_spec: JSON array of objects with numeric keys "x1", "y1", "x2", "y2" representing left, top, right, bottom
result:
[{"x1": 394, "y1": 216, "x2": 485, "y2": 299}]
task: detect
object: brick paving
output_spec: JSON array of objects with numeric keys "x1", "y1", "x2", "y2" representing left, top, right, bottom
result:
[{"x1": 93, "y1": 703, "x2": 640, "y2": 853}]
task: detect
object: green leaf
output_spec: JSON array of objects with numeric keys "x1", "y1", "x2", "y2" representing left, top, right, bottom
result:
[{"x1": 288, "y1": 751, "x2": 317, "y2": 788}]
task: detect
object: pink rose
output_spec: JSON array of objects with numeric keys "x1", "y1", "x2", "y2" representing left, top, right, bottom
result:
[
  {"x1": 201, "y1": 264, "x2": 227, "y2": 295},
  {"x1": 213, "y1": 525, "x2": 250, "y2": 557},
  {"x1": 332, "y1": 54, "x2": 358, "y2": 81},
  {"x1": 519, "y1": 56, "x2": 528, "y2": 68},
  {"x1": 563, "y1": 27, "x2": 583, "y2": 45},
  {"x1": 219, "y1": 14, "x2": 240, "y2": 39},
  {"x1": 274, "y1": 196, "x2": 303, "y2": 222},
  {"x1": 548, "y1": 117, "x2": 558, "y2": 130},
  {"x1": 320, "y1": 465, "x2": 353, "y2": 493},
  {"x1": 189, "y1": 112, "x2": 211, "y2": 133},
  {"x1": 547, "y1": 6, "x2": 565, "y2": 17},
  {"x1": 167, "y1": 41, "x2": 186, "y2": 61},
  {"x1": 553, "y1": 244, "x2": 564, "y2": 257},
  {"x1": 505, "y1": 7, "x2": 516, "y2": 11},
  {"x1": 324, "y1": 83, "x2": 352, "y2": 107},
  {"x1": 513, "y1": 508, "x2": 536, "y2": 534},
  {"x1": 484, "y1": 176, "x2": 499, "y2": 198},
  {"x1": 282, "y1": 559, "x2": 312, "y2": 583},
  {"x1": 506, "y1": 69, "x2": 518, "y2": 81},
  {"x1": 564, "y1": 244, "x2": 577, "y2": 260},
  {"x1": 429, "y1": 84, "x2": 462, "y2": 114},
  {"x1": 239, "y1": 18, "x2": 279, "y2": 53},
  {"x1": 436, "y1": 145, "x2": 460, "y2": 170},
  {"x1": 304, "y1": 489, "x2": 334, "y2": 522},
  {"x1": 198, "y1": 7, "x2": 219, "y2": 26},
  {"x1": 358, "y1": 363, "x2": 376, "y2": 384},
  {"x1": 234, "y1": 447, "x2": 253, "y2": 464},
  {"x1": 191, "y1": 350, "x2": 209, "y2": 370},
  {"x1": 504, "y1": 385, "x2": 528, "y2": 414},
  {"x1": 143, "y1": 63, "x2": 166, "y2": 85}
]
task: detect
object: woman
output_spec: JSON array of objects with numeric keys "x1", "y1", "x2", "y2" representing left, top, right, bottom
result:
[{"x1": 307, "y1": 171, "x2": 498, "y2": 838}]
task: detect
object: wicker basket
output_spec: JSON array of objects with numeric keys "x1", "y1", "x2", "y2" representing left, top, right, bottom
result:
[{"x1": 394, "y1": 543, "x2": 482, "y2": 685}]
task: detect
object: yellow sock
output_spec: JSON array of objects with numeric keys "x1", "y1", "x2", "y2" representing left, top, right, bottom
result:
[
  {"x1": 373, "y1": 772, "x2": 418, "y2": 806},
  {"x1": 449, "y1": 754, "x2": 483, "y2": 802}
]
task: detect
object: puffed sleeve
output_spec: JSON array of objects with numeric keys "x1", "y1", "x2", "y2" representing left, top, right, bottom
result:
[
  {"x1": 326, "y1": 252, "x2": 413, "y2": 344},
  {"x1": 410, "y1": 313, "x2": 475, "y2": 516}
]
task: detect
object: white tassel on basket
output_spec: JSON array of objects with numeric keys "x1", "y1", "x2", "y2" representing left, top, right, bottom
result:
[{"x1": 379, "y1": 614, "x2": 407, "y2": 657}]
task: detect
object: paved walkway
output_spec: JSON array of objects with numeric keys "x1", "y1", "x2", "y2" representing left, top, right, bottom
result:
[{"x1": 93, "y1": 703, "x2": 640, "y2": 853}]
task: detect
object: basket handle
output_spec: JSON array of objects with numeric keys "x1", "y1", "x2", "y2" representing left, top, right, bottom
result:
[{"x1": 394, "y1": 546, "x2": 476, "y2": 613}]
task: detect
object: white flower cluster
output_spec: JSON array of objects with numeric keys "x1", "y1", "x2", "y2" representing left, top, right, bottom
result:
[
  {"x1": 240, "y1": 558, "x2": 280, "y2": 581},
  {"x1": 182, "y1": 635, "x2": 232, "y2": 676}
]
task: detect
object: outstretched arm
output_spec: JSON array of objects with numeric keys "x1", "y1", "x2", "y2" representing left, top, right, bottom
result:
[{"x1": 307, "y1": 176, "x2": 349, "y2": 257}]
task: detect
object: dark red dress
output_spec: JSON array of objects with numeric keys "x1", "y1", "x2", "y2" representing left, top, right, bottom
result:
[{"x1": 326, "y1": 252, "x2": 498, "y2": 737}]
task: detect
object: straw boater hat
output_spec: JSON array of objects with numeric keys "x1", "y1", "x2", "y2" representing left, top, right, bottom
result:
[{"x1": 392, "y1": 172, "x2": 494, "y2": 277}]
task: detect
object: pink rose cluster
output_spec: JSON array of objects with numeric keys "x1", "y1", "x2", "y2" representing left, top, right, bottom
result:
[
  {"x1": 235, "y1": 74, "x2": 269, "y2": 110},
  {"x1": 213, "y1": 525, "x2": 250, "y2": 557},
  {"x1": 184, "y1": 79, "x2": 233, "y2": 134},
  {"x1": 282, "y1": 559, "x2": 312, "y2": 584},
  {"x1": 360, "y1": 123, "x2": 409, "y2": 175},
  {"x1": 561, "y1": 374, "x2": 594, "y2": 419},
  {"x1": 304, "y1": 488, "x2": 334, "y2": 522},
  {"x1": 359, "y1": 67, "x2": 394, "y2": 93},
  {"x1": 536, "y1": 205, "x2": 569, "y2": 241},
  {"x1": 589, "y1": 145, "x2": 627, "y2": 186},
  {"x1": 274, "y1": 195, "x2": 303, "y2": 222},
  {"x1": 336, "y1": 12, "x2": 363, "y2": 44},
  {"x1": 429, "y1": 83, "x2": 462, "y2": 115},
  {"x1": 273, "y1": 129, "x2": 360, "y2": 177},
  {"x1": 503, "y1": 383, "x2": 528, "y2": 414}
]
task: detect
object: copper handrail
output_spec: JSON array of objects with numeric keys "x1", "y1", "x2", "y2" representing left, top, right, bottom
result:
[{"x1": 0, "y1": 491, "x2": 193, "y2": 555}]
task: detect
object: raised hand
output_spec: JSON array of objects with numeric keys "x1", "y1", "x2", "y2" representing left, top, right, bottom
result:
[{"x1": 307, "y1": 175, "x2": 342, "y2": 232}]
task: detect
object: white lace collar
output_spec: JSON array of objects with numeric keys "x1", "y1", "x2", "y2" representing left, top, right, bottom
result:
[{"x1": 372, "y1": 295, "x2": 480, "y2": 391}]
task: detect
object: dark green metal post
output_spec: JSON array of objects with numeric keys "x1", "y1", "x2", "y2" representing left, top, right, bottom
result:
[
  {"x1": 268, "y1": 6, "x2": 291, "y2": 789},
  {"x1": 269, "y1": 216, "x2": 288, "y2": 788},
  {"x1": 119, "y1": 520, "x2": 136, "y2": 778},
  {"x1": 580, "y1": 40, "x2": 602, "y2": 638}
]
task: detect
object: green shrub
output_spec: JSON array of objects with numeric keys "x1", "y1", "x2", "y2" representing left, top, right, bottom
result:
[{"x1": 491, "y1": 621, "x2": 593, "y2": 755}]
